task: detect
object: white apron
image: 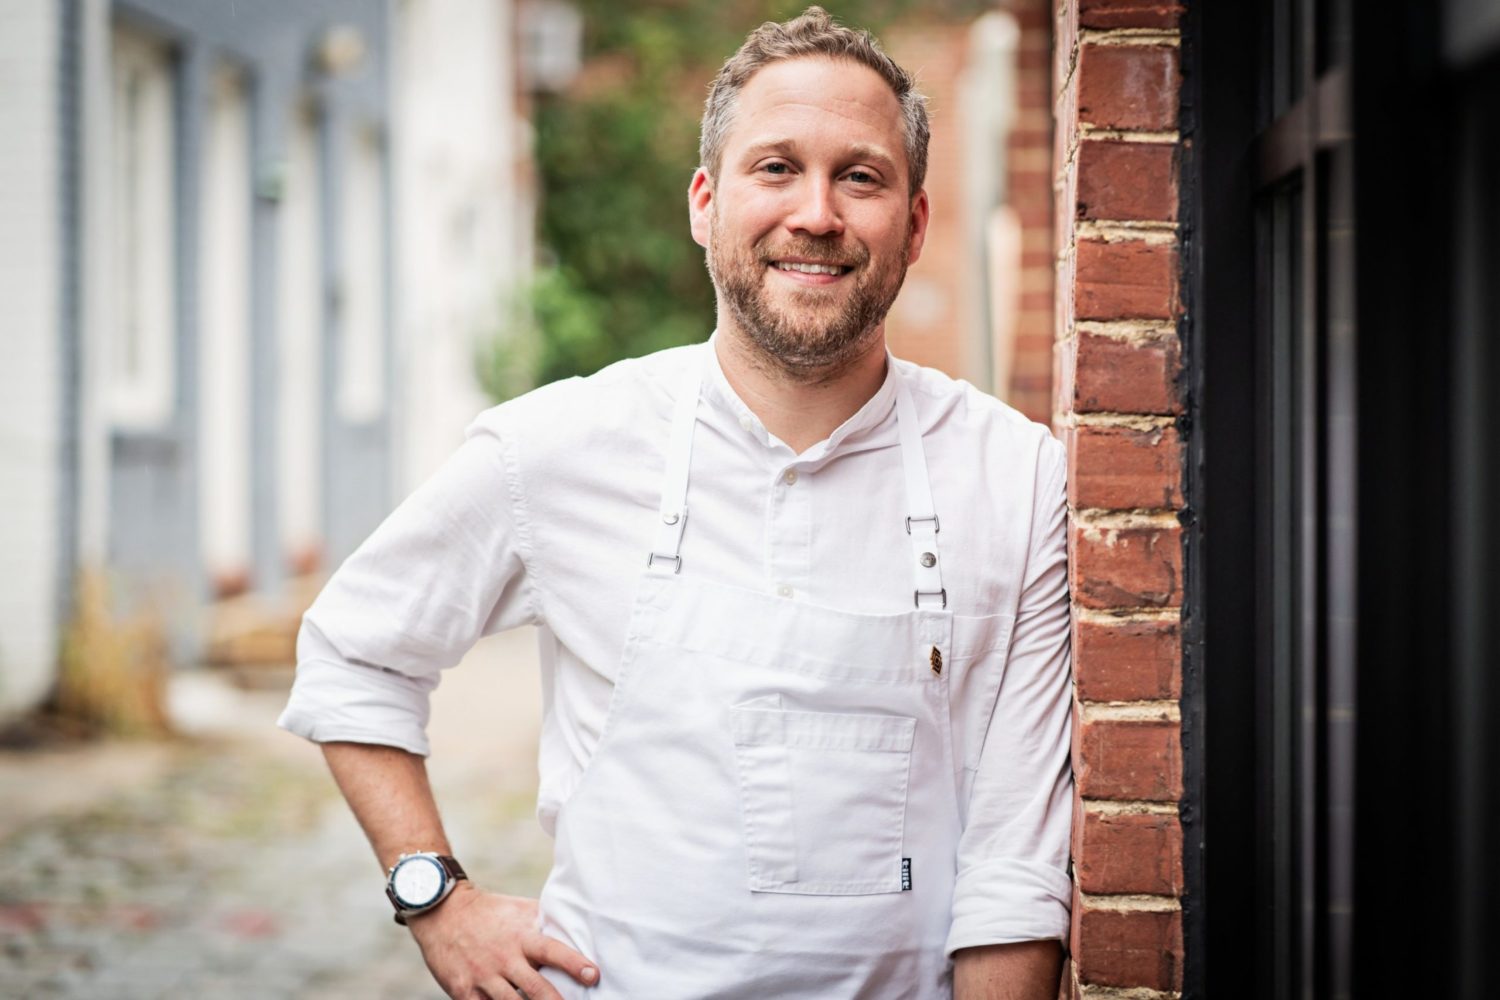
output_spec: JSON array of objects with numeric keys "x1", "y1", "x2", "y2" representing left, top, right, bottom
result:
[{"x1": 538, "y1": 347, "x2": 963, "y2": 998}]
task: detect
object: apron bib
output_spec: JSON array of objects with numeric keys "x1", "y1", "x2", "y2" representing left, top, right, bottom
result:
[{"x1": 538, "y1": 347, "x2": 963, "y2": 998}]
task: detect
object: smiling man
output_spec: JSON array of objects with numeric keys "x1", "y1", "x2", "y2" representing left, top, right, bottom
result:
[{"x1": 279, "y1": 7, "x2": 1073, "y2": 999}]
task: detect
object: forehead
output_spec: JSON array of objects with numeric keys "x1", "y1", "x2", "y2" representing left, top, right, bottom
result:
[{"x1": 727, "y1": 56, "x2": 904, "y2": 156}]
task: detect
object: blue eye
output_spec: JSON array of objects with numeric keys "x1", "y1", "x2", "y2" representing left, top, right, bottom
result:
[
  {"x1": 764, "y1": 162, "x2": 789, "y2": 175},
  {"x1": 846, "y1": 170, "x2": 875, "y2": 184}
]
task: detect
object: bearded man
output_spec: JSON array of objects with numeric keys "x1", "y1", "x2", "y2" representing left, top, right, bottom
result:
[{"x1": 278, "y1": 7, "x2": 1074, "y2": 998}]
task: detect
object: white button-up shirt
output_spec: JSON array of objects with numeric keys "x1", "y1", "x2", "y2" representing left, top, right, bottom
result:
[{"x1": 278, "y1": 338, "x2": 1074, "y2": 954}]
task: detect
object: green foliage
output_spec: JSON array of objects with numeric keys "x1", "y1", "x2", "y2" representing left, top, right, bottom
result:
[{"x1": 480, "y1": 0, "x2": 987, "y2": 401}]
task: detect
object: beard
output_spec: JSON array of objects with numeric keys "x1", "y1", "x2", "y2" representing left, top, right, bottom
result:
[{"x1": 706, "y1": 210, "x2": 912, "y2": 381}]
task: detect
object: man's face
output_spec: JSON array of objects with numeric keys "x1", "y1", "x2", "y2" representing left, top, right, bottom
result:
[{"x1": 690, "y1": 56, "x2": 929, "y2": 377}]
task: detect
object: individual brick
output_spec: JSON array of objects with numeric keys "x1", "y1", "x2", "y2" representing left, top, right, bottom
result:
[
  {"x1": 1066, "y1": 422, "x2": 1183, "y2": 509},
  {"x1": 1070, "y1": 520, "x2": 1182, "y2": 607},
  {"x1": 1079, "y1": 0, "x2": 1184, "y2": 30},
  {"x1": 1075, "y1": 810, "x2": 1184, "y2": 895},
  {"x1": 1074, "y1": 239, "x2": 1178, "y2": 321},
  {"x1": 1074, "y1": 905, "x2": 1184, "y2": 991},
  {"x1": 1076, "y1": 715, "x2": 1183, "y2": 801},
  {"x1": 1066, "y1": 330, "x2": 1181, "y2": 414},
  {"x1": 1077, "y1": 44, "x2": 1179, "y2": 131},
  {"x1": 1073, "y1": 615, "x2": 1182, "y2": 701},
  {"x1": 1075, "y1": 141, "x2": 1178, "y2": 222}
]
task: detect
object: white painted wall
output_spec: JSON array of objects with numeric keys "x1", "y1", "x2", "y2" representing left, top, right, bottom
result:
[
  {"x1": 393, "y1": 0, "x2": 531, "y2": 491},
  {"x1": 0, "y1": 0, "x2": 61, "y2": 717},
  {"x1": 198, "y1": 67, "x2": 253, "y2": 583}
]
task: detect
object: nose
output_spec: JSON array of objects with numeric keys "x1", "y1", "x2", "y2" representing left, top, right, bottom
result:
[{"x1": 783, "y1": 176, "x2": 843, "y2": 238}]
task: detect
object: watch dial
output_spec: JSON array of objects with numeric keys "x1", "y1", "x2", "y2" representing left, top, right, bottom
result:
[{"x1": 393, "y1": 856, "x2": 445, "y2": 907}]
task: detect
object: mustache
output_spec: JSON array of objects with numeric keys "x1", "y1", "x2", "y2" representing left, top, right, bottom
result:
[{"x1": 756, "y1": 237, "x2": 868, "y2": 268}]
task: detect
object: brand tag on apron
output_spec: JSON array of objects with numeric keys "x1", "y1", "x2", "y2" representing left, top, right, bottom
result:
[
  {"x1": 901, "y1": 858, "x2": 913, "y2": 891},
  {"x1": 930, "y1": 646, "x2": 942, "y2": 676}
]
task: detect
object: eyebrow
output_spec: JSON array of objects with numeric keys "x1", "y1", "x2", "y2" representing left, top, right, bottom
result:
[{"x1": 740, "y1": 137, "x2": 900, "y2": 176}]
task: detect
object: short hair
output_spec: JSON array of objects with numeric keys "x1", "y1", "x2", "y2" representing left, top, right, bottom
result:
[{"x1": 699, "y1": 6, "x2": 930, "y2": 197}]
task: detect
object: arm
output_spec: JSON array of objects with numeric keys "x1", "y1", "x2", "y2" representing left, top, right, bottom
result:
[
  {"x1": 953, "y1": 940, "x2": 1063, "y2": 1000},
  {"x1": 321, "y1": 741, "x2": 599, "y2": 999},
  {"x1": 280, "y1": 424, "x2": 596, "y2": 997},
  {"x1": 946, "y1": 436, "x2": 1075, "y2": 988}
]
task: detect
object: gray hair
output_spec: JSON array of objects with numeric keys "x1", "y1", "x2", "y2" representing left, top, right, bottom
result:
[{"x1": 699, "y1": 6, "x2": 930, "y2": 197}]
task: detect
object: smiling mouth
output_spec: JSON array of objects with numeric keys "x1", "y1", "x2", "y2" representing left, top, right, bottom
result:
[{"x1": 769, "y1": 260, "x2": 854, "y2": 276}]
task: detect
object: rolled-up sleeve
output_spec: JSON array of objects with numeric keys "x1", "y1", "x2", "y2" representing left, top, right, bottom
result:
[
  {"x1": 946, "y1": 436, "x2": 1074, "y2": 955},
  {"x1": 277, "y1": 417, "x2": 538, "y2": 756}
]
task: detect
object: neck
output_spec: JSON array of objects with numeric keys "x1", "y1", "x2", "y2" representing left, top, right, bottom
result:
[{"x1": 714, "y1": 324, "x2": 890, "y2": 455}]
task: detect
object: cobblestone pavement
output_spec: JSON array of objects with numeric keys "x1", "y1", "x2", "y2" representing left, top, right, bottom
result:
[{"x1": 0, "y1": 629, "x2": 553, "y2": 999}]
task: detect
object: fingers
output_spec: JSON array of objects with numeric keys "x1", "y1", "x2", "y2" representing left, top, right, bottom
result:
[
  {"x1": 472, "y1": 981, "x2": 521, "y2": 1000},
  {"x1": 504, "y1": 962, "x2": 566, "y2": 1000},
  {"x1": 525, "y1": 933, "x2": 600, "y2": 987}
]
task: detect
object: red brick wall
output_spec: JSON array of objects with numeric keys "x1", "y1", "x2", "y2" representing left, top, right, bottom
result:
[{"x1": 1052, "y1": 0, "x2": 1186, "y2": 995}]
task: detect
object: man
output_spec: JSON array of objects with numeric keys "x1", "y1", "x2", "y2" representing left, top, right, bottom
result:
[{"x1": 278, "y1": 8, "x2": 1073, "y2": 998}]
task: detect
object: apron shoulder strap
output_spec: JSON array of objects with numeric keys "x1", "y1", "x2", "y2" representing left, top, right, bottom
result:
[
  {"x1": 893, "y1": 368, "x2": 946, "y2": 609},
  {"x1": 647, "y1": 349, "x2": 706, "y2": 574}
]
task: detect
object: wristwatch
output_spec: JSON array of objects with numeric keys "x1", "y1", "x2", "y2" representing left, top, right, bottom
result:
[{"x1": 386, "y1": 852, "x2": 468, "y2": 925}]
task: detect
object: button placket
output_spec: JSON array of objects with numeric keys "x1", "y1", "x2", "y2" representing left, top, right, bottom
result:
[{"x1": 766, "y1": 461, "x2": 811, "y2": 602}]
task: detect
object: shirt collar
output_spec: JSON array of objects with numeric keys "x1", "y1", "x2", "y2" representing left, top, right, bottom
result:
[{"x1": 701, "y1": 329, "x2": 900, "y2": 457}]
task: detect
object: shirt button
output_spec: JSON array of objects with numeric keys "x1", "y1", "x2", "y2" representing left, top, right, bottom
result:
[
  {"x1": 782, "y1": 469, "x2": 798, "y2": 485},
  {"x1": 739, "y1": 415, "x2": 755, "y2": 432},
  {"x1": 775, "y1": 584, "x2": 794, "y2": 598}
]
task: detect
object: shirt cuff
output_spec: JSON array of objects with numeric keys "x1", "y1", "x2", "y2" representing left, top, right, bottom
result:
[
  {"x1": 945, "y1": 857, "x2": 1074, "y2": 957},
  {"x1": 276, "y1": 657, "x2": 436, "y2": 757}
]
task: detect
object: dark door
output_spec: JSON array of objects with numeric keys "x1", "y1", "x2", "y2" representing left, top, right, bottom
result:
[{"x1": 1187, "y1": 0, "x2": 1499, "y2": 996}]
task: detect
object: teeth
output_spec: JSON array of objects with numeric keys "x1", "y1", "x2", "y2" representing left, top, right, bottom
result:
[{"x1": 775, "y1": 261, "x2": 845, "y2": 275}]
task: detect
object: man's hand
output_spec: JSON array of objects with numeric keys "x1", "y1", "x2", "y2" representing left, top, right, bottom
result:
[
  {"x1": 406, "y1": 882, "x2": 599, "y2": 999},
  {"x1": 315, "y1": 742, "x2": 598, "y2": 997}
]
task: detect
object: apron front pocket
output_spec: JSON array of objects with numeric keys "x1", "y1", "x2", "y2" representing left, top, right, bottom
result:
[{"x1": 729, "y1": 697, "x2": 915, "y2": 895}]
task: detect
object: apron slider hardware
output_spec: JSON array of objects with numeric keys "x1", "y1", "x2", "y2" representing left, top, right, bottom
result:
[
  {"x1": 914, "y1": 588, "x2": 947, "y2": 609},
  {"x1": 647, "y1": 552, "x2": 683, "y2": 573},
  {"x1": 905, "y1": 514, "x2": 940, "y2": 534}
]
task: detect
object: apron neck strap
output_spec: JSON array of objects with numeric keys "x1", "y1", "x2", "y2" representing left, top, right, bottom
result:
[
  {"x1": 648, "y1": 344, "x2": 946, "y2": 608},
  {"x1": 893, "y1": 372, "x2": 946, "y2": 609},
  {"x1": 646, "y1": 356, "x2": 704, "y2": 574}
]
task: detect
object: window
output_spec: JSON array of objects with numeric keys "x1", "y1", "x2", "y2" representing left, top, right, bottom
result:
[
  {"x1": 108, "y1": 24, "x2": 176, "y2": 429},
  {"x1": 336, "y1": 125, "x2": 387, "y2": 424},
  {"x1": 1249, "y1": 0, "x2": 1356, "y2": 994},
  {"x1": 277, "y1": 102, "x2": 324, "y2": 562},
  {"x1": 197, "y1": 64, "x2": 253, "y2": 581}
]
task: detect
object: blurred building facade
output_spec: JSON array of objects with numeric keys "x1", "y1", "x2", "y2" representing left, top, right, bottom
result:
[
  {"x1": 0, "y1": 0, "x2": 535, "y2": 720},
  {"x1": 882, "y1": 0, "x2": 1054, "y2": 423}
]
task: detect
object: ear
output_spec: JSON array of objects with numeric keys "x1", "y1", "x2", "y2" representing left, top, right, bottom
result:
[
  {"x1": 905, "y1": 188, "x2": 931, "y2": 266},
  {"x1": 689, "y1": 167, "x2": 714, "y2": 248}
]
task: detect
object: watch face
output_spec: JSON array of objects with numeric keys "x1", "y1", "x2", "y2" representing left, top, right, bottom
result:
[{"x1": 391, "y1": 855, "x2": 446, "y2": 908}]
